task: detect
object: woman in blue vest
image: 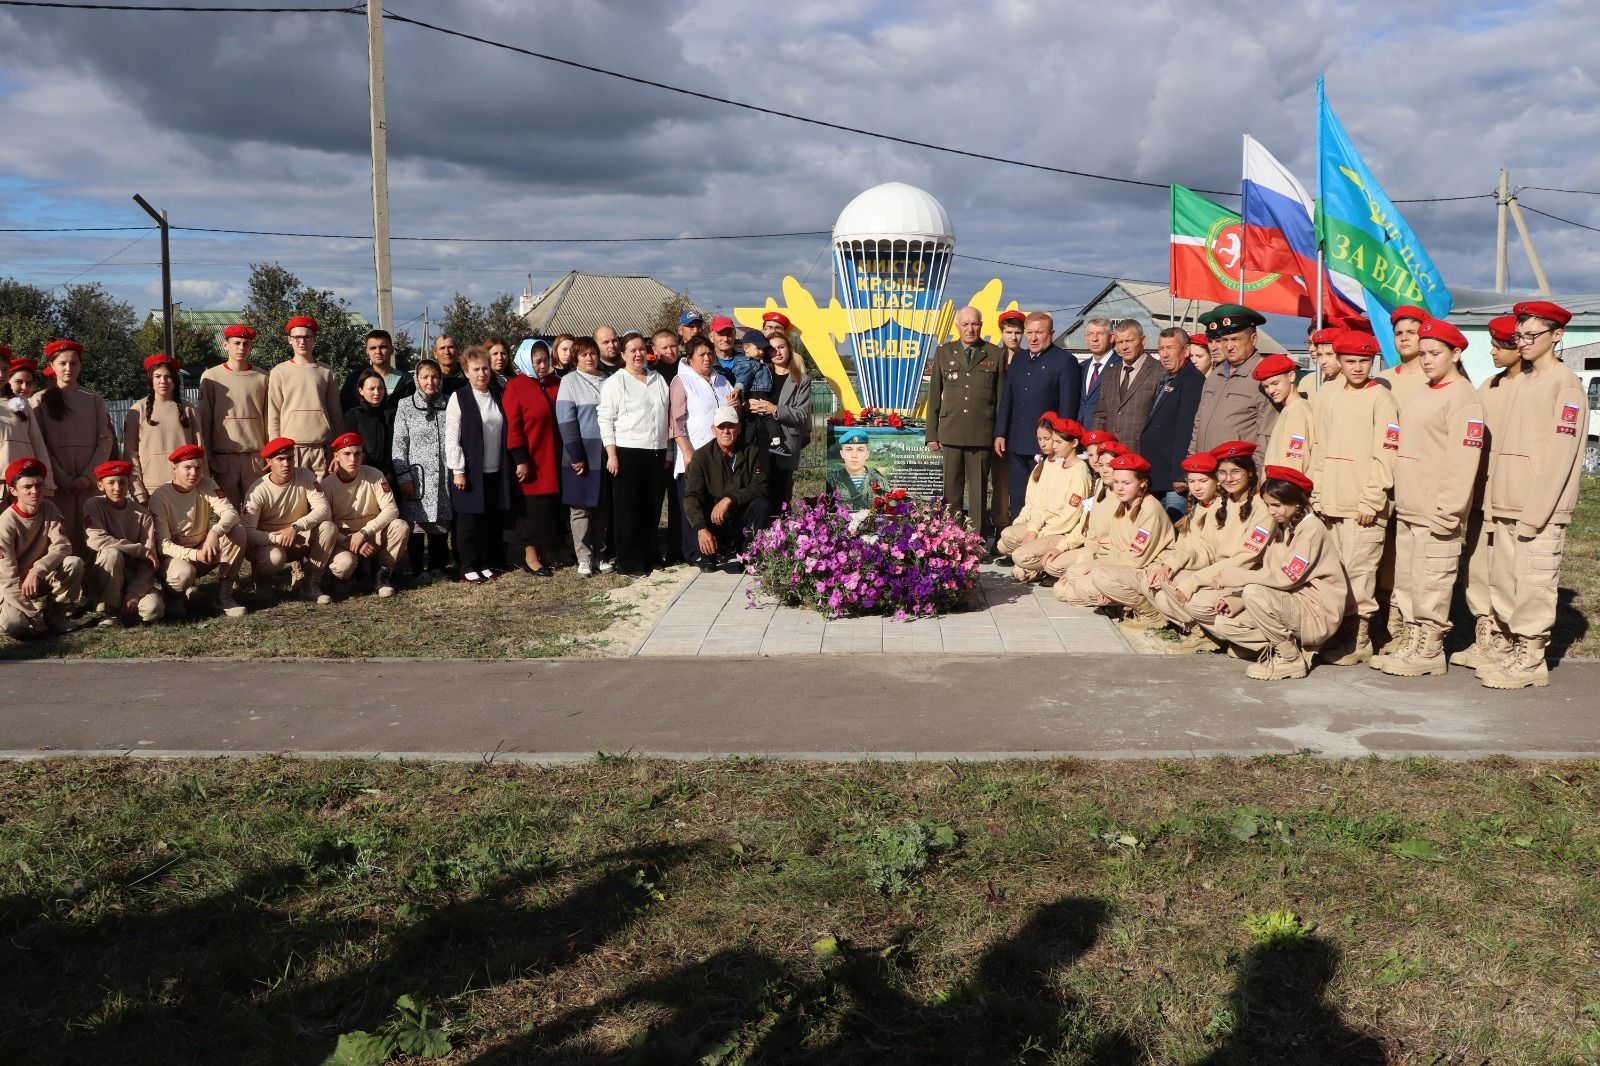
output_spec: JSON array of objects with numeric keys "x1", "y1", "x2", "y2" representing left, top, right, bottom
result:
[{"x1": 445, "y1": 345, "x2": 513, "y2": 583}]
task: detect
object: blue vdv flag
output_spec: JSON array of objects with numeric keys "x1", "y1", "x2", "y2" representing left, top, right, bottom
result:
[{"x1": 1317, "y1": 77, "x2": 1452, "y2": 367}]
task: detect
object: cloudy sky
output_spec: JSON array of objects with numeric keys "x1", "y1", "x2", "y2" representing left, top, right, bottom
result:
[{"x1": 3, "y1": 0, "x2": 1598, "y2": 339}]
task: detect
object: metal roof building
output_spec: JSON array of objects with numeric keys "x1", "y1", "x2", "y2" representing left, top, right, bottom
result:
[
  {"x1": 1055, "y1": 279, "x2": 1289, "y2": 355},
  {"x1": 518, "y1": 271, "x2": 696, "y2": 338}
]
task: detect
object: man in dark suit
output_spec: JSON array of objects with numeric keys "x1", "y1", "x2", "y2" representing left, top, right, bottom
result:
[
  {"x1": 992, "y1": 311, "x2": 1082, "y2": 521},
  {"x1": 1092, "y1": 320, "x2": 1162, "y2": 454},
  {"x1": 926, "y1": 306, "x2": 1006, "y2": 535},
  {"x1": 1077, "y1": 317, "x2": 1115, "y2": 428},
  {"x1": 684, "y1": 407, "x2": 770, "y2": 573},
  {"x1": 1141, "y1": 327, "x2": 1207, "y2": 519}
]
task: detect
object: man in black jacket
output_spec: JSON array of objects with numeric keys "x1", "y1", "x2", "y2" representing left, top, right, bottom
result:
[
  {"x1": 1141, "y1": 327, "x2": 1206, "y2": 519},
  {"x1": 684, "y1": 407, "x2": 771, "y2": 573}
]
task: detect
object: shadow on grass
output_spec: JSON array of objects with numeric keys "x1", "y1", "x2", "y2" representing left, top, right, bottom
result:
[{"x1": 0, "y1": 841, "x2": 703, "y2": 1066}]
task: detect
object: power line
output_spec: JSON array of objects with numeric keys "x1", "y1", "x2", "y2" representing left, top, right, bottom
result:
[
  {"x1": 1521, "y1": 185, "x2": 1600, "y2": 197},
  {"x1": 1390, "y1": 192, "x2": 1495, "y2": 204},
  {"x1": 0, "y1": 1, "x2": 355, "y2": 10},
  {"x1": 1518, "y1": 202, "x2": 1600, "y2": 235},
  {"x1": 2, "y1": 222, "x2": 829, "y2": 242},
  {"x1": 953, "y1": 253, "x2": 1119, "y2": 282},
  {"x1": 50, "y1": 229, "x2": 152, "y2": 290},
  {"x1": 0, "y1": 225, "x2": 155, "y2": 232}
]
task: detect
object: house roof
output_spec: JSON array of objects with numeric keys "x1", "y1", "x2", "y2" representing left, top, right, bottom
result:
[
  {"x1": 153, "y1": 308, "x2": 371, "y2": 348},
  {"x1": 1448, "y1": 290, "x2": 1600, "y2": 321},
  {"x1": 1056, "y1": 279, "x2": 1288, "y2": 354},
  {"x1": 518, "y1": 271, "x2": 694, "y2": 337}
]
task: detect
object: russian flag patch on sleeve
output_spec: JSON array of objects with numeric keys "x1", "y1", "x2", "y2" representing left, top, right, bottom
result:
[{"x1": 1283, "y1": 554, "x2": 1310, "y2": 580}]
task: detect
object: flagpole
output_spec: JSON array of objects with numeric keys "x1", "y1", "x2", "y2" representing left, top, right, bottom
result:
[
  {"x1": 1314, "y1": 76, "x2": 1325, "y2": 330},
  {"x1": 1315, "y1": 249, "x2": 1324, "y2": 329},
  {"x1": 1238, "y1": 135, "x2": 1247, "y2": 301}
]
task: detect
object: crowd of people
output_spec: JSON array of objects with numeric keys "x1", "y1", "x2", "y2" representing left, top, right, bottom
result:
[
  {"x1": 928, "y1": 301, "x2": 1587, "y2": 689},
  {"x1": 0, "y1": 308, "x2": 813, "y2": 634}
]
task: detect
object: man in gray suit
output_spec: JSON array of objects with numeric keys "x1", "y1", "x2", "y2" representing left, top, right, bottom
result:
[
  {"x1": 1092, "y1": 320, "x2": 1162, "y2": 454},
  {"x1": 926, "y1": 306, "x2": 1006, "y2": 534}
]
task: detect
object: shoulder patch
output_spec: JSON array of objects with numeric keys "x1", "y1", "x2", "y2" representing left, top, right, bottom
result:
[
  {"x1": 1562, "y1": 403, "x2": 1580, "y2": 425},
  {"x1": 1282, "y1": 554, "x2": 1310, "y2": 580},
  {"x1": 1246, "y1": 525, "x2": 1270, "y2": 552},
  {"x1": 1384, "y1": 422, "x2": 1400, "y2": 450},
  {"x1": 1130, "y1": 527, "x2": 1151, "y2": 554},
  {"x1": 1288, "y1": 433, "x2": 1305, "y2": 454}
]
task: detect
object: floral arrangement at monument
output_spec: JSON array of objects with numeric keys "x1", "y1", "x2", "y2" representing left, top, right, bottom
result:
[
  {"x1": 828, "y1": 407, "x2": 923, "y2": 430},
  {"x1": 742, "y1": 491, "x2": 985, "y2": 619}
]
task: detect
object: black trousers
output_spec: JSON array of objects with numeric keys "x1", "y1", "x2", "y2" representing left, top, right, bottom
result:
[
  {"x1": 455, "y1": 471, "x2": 504, "y2": 573},
  {"x1": 705, "y1": 496, "x2": 773, "y2": 558},
  {"x1": 612, "y1": 447, "x2": 666, "y2": 569},
  {"x1": 407, "y1": 528, "x2": 450, "y2": 573},
  {"x1": 766, "y1": 464, "x2": 795, "y2": 520}
]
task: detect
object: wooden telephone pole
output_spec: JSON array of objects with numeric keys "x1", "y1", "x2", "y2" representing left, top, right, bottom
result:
[
  {"x1": 367, "y1": 0, "x2": 395, "y2": 333},
  {"x1": 1496, "y1": 170, "x2": 1554, "y2": 297}
]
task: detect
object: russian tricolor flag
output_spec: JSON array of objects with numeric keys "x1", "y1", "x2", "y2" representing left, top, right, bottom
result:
[{"x1": 1240, "y1": 135, "x2": 1363, "y2": 324}]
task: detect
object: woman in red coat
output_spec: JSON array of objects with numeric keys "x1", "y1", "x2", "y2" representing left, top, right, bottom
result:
[{"x1": 502, "y1": 359, "x2": 563, "y2": 577}]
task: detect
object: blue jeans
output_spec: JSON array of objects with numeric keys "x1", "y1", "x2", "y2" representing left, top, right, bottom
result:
[
  {"x1": 1007, "y1": 451, "x2": 1037, "y2": 522},
  {"x1": 1160, "y1": 490, "x2": 1188, "y2": 522}
]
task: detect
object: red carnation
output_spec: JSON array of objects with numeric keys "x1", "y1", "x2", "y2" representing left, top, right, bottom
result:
[
  {"x1": 888, "y1": 413, "x2": 903, "y2": 429},
  {"x1": 841, "y1": 410, "x2": 856, "y2": 426}
]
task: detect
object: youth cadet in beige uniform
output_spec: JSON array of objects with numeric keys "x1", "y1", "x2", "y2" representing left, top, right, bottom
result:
[
  {"x1": 198, "y1": 324, "x2": 269, "y2": 505},
  {"x1": 32, "y1": 339, "x2": 114, "y2": 558},
  {"x1": 1308, "y1": 330, "x2": 1396, "y2": 665},
  {"x1": 322, "y1": 431, "x2": 409, "y2": 598},
  {"x1": 0, "y1": 361, "x2": 52, "y2": 501},
  {"x1": 1254, "y1": 353, "x2": 1315, "y2": 473},
  {"x1": 1042, "y1": 436, "x2": 1121, "y2": 581},
  {"x1": 149, "y1": 444, "x2": 247, "y2": 618},
  {"x1": 1164, "y1": 442, "x2": 1275, "y2": 647},
  {"x1": 83, "y1": 459, "x2": 164, "y2": 624},
  {"x1": 1452, "y1": 315, "x2": 1523, "y2": 670},
  {"x1": 123, "y1": 353, "x2": 199, "y2": 504},
  {"x1": 242, "y1": 435, "x2": 337, "y2": 604},
  {"x1": 267, "y1": 316, "x2": 339, "y2": 477},
  {"x1": 0, "y1": 457, "x2": 83, "y2": 636},
  {"x1": 1094, "y1": 450, "x2": 1222, "y2": 630},
  {"x1": 1475, "y1": 300, "x2": 1589, "y2": 689},
  {"x1": 1377, "y1": 306, "x2": 1429, "y2": 410},
  {"x1": 1055, "y1": 452, "x2": 1176, "y2": 609},
  {"x1": 1203, "y1": 466, "x2": 1349, "y2": 680},
  {"x1": 1373, "y1": 319, "x2": 1483, "y2": 677}
]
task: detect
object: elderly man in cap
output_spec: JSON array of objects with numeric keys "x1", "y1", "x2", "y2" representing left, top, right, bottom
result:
[
  {"x1": 267, "y1": 316, "x2": 340, "y2": 478},
  {"x1": 198, "y1": 323, "x2": 269, "y2": 505},
  {"x1": 241, "y1": 436, "x2": 338, "y2": 604},
  {"x1": 1475, "y1": 300, "x2": 1589, "y2": 689},
  {"x1": 993, "y1": 311, "x2": 1082, "y2": 521},
  {"x1": 677, "y1": 310, "x2": 705, "y2": 350},
  {"x1": 708, "y1": 317, "x2": 770, "y2": 397},
  {"x1": 1188, "y1": 304, "x2": 1275, "y2": 455},
  {"x1": 827, "y1": 427, "x2": 888, "y2": 510},
  {"x1": 927, "y1": 306, "x2": 1005, "y2": 536},
  {"x1": 0, "y1": 457, "x2": 84, "y2": 636},
  {"x1": 683, "y1": 406, "x2": 770, "y2": 573},
  {"x1": 149, "y1": 444, "x2": 248, "y2": 618}
]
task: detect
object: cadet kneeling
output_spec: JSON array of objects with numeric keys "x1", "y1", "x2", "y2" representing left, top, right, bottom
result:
[
  {"x1": 0, "y1": 457, "x2": 84, "y2": 637},
  {"x1": 242, "y1": 436, "x2": 337, "y2": 604},
  {"x1": 148, "y1": 443, "x2": 247, "y2": 617},
  {"x1": 84, "y1": 459, "x2": 164, "y2": 624},
  {"x1": 322, "y1": 431, "x2": 409, "y2": 597}
]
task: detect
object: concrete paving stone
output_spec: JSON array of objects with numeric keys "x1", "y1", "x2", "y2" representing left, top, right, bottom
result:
[{"x1": 938, "y1": 613, "x2": 998, "y2": 628}]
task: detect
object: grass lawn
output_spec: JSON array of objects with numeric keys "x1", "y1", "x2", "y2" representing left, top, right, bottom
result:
[
  {"x1": 1554, "y1": 476, "x2": 1600, "y2": 658},
  {"x1": 4, "y1": 756, "x2": 1599, "y2": 1064},
  {"x1": 0, "y1": 568, "x2": 633, "y2": 662}
]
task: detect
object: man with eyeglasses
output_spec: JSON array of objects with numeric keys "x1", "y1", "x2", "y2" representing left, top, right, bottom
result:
[
  {"x1": 1476, "y1": 300, "x2": 1588, "y2": 689},
  {"x1": 266, "y1": 316, "x2": 339, "y2": 477},
  {"x1": 1377, "y1": 305, "x2": 1429, "y2": 409},
  {"x1": 1187, "y1": 304, "x2": 1274, "y2": 456}
]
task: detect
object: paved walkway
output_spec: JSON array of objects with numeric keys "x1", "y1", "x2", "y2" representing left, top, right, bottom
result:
[{"x1": 635, "y1": 564, "x2": 1133, "y2": 657}]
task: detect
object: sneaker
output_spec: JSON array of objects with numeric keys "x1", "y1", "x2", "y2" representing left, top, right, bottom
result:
[
  {"x1": 598, "y1": 559, "x2": 616, "y2": 574},
  {"x1": 219, "y1": 591, "x2": 247, "y2": 618},
  {"x1": 576, "y1": 560, "x2": 593, "y2": 578},
  {"x1": 462, "y1": 571, "x2": 484, "y2": 583}
]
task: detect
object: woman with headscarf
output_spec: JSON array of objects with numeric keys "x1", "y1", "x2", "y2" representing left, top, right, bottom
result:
[
  {"x1": 555, "y1": 337, "x2": 610, "y2": 576},
  {"x1": 502, "y1": 340, "x2": 564, "y2": 576},
  {"x1": 390, "y1": 358, "x2": 452, "y2": 580},
  {"x1": 340, "y1": 366, "x2": 395, "y2": 484}
]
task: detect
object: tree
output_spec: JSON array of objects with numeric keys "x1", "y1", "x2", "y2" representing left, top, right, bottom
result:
[
  {"x1": 648, "y1": 290, "x2": 703, "y2": 338},
  {"x1": 439, "y1": 292, "x2": 488, "y2": 349},
  {"x1": 392, "y1": 329, "x2": 418, "y2": 367},
  {"x1": 240, "y1": 262, "x2": 369, "y2": 383},
  {"x1": 0, "y1": 277, "x2": 144, "y2": 398},
  {"x1": 132, "y1": 315, "x2": 220, "y2": 388},
  {"x1": 484, "y1": 293, "x2": 525, "y2": 345}
]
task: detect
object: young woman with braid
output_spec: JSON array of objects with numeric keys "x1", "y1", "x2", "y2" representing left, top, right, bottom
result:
[{"x1": 123, "y1": 354, "x2": 199, "y2": 504}]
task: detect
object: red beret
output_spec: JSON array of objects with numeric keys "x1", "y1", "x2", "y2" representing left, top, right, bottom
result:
[
  {"x1": 42, "y1": 365, "x2": 56, "y2": 379},
  {"x1": 7, "y1": 358, "x2": 37, "y2": 377},
  {"x1": 330, "y1": 431, "x2": 364, "y2": 452},
  {"x1": 1051, "y1": 417, "x2": 1085, "y2": 440},
  {"x1": 1310, "y1": 327, "x2": 1342, "y2": 345},
  {"x1": 5, "y1": 457, "x2": 47, "y2": 485},
  {"x1": 1098, "y1": 440, "x2": 1130, "y2": 458},
  {"x1": 223, "y1": 324, "x2": 256, "y2": 340},
  {"x1": 1332, "y1": 331, "x2": 1381, "y2": 357},
  {"x1": 1180, "y1": 452, "x2": 1219, "y2": 474},
  {"x1": 1108, "y1": 452, "x2": 1151, "y2": 473},
  {"x1": 143, "y1": 353, "x2": 178, "y2": 372},
  {"x1": 1210, "y1": 440, "x2": 1257, "y2": 462},
  {"x1": 1417, "y1": 318, "x2": 1468, "y2": 352},
  {"x1": 1189, "y1": 332, "x2": 1209, "y2": 347},
  {"x1": 998, "y1": 309, "x2": 1026, "y2": 327},
  {"x1": 1390, "y1": 306, "x2": 1427, "y2": 325},
  {"x1": 1264, "y1": 464, "x2": 1314, "y2": 494},
  {"x1": 761, "y1": 311, "x2": 791, "y2": 331},
  {"x1": 1080, "y1": 430, "x2": 1118, "y2": 448},
  {"x1": 1514, "y1": 300, "x2": 1572, "y2": 326},
  {"x1": 43, "y1": 339, "x2": 83, "y2": 358},
  {"x1": 1251, "y1": 353, "x2": 1298, "y2": 381},
  {"x1": 168, "y1": 444, "x2": 206, "y2": 465},
  {"x1": 260, "y1": 437, "x2": 296, "y2": 459},
  {"x1": 94, "y1": 460, "x2": 133, "y2": 480},
  {"x1": 285, "y1": 316, "x2": 320, "y2": 334},
  {"x1": 1486, "y1": 314, "x2": 1518, "y2": 345},
  {"x1": 1037, "y1": 409, "x2": 1060, "y2": 425}
]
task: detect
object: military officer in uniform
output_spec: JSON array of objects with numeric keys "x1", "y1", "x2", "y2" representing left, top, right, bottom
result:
[
  {"x1": 1188, "y1": 304, "x2": 1275, "y2": 456},
  {"x1": 926, "y1": 306, "x2": 1006, "y2": 535}
]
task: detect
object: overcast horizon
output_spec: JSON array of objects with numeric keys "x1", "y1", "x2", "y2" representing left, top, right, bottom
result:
[{"x1": 3, "y1": 0, "x2": 1598, "y2": 339}]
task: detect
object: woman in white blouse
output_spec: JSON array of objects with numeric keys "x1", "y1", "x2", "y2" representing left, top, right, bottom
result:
[
  {"x1": 597, "y1": 333, "x2": 670, "y2": 575},
  {"x1": 667, "y1": 335, "x2": 733, "y2": 564},
  {"x1": 444, "y1": 345, "x2": 512, "y2": 582}
]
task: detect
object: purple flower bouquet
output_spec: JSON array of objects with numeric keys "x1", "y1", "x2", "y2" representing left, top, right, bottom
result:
[{"x1": 742, "y1": 491, "x2": 986, "y2": 619}]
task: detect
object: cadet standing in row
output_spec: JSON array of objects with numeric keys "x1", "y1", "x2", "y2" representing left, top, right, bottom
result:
[
  {"x1": 199, "y1": 324, "x2": 269, "y2": 505},
  {"x1": 267, "y1": 316, "x2": 339, "y2": 478}
]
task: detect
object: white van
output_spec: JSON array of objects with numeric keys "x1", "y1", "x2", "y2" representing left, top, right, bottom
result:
[{"x1": 1581, "y1": 371, "x2": 1600, "y2": 475}]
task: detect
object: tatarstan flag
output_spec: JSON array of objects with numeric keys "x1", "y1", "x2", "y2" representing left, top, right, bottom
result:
[{"x1": 1170, "y1": 184, "x2": 1314, "y2": 317}]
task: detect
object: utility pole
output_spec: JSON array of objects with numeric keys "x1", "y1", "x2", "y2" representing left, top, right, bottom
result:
[
  {"x1": 421, "y1": 305, "x2": 430, "y2": 351},
  {"x1": 1507, "y1": 190, "x2": 1553, "y2": 297},
  {"x1": 367, "y1": 0, "x2": 394, "y2": 333},
  {"x1": 1495, "y1": 169, "x2": 1509, "y2": 293},
  {"x1": 132, "y1": 194, "x2": 174, "y2": 360}
]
